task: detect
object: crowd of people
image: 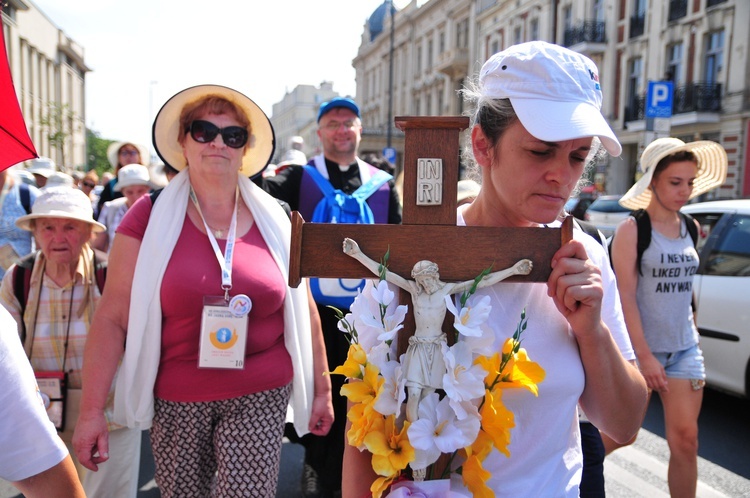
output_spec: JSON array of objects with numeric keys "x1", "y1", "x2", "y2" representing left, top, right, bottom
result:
[{"x1": 0, "y1": 39, "x2": 728, "y2": 498}]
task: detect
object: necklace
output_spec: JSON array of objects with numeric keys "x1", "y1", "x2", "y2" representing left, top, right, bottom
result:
[{"x1": 207, "y1": 225, "x2": 229, "y2": 238}]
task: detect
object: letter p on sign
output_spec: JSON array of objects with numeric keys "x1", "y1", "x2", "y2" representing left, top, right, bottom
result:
[{"x1": 646, "y1": 81, "x2": 673, "y2": 118}]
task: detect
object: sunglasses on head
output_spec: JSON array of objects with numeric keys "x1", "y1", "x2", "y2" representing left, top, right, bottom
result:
[{"x1": 188, "y1": 120, "x2": 248, "y2": 149}]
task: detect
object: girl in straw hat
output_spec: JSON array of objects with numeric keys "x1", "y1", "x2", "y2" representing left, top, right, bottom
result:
[{"x1": 611, "y1": 137, "x2": 727, "y2": 497}]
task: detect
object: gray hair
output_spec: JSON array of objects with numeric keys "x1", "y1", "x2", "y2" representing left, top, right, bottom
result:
[{"x1": 459, "y1": 77, "x2": 604, "y2": 194}]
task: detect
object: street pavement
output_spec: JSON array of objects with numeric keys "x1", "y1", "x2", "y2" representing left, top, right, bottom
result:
[{"x1": 2, "y1": 393, "x2": 749, "y2": 497}]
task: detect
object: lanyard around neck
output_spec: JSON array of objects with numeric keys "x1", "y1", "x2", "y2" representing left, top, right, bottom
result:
[{"x1": 189, "y1": 186, "x2": 239, "y2": 301}]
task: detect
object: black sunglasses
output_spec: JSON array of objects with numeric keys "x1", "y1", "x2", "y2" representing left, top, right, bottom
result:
[{"x1": 188, "y1": 120, "x2": 248, "y2": 149}]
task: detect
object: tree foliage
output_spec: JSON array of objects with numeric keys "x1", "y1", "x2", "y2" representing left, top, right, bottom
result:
[{"x1": 86, "y1": 128, "x2": 115, "y2": 175}]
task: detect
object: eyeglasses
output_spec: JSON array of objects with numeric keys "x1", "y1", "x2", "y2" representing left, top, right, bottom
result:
[
  {"x1": 82, "y1": 181, "x2": 96, "y2": 188},
  {"x1": 188, "y1": 120, "x2": 248, "y2": 149},
  {"x1": 320, "y1": 120, "x2": 358, "y2": 132},
  {"x1": 119, "y1": 149, "x2": 140, "y2": 156}
]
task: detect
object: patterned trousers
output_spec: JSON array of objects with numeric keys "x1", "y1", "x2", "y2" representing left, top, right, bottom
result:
[{"x1": 150, "y1": 384, "x2": 292, "y2": 498}]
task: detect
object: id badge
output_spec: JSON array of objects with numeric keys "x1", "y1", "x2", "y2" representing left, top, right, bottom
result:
[
  {"x1": 199, "y1": 296, "x2": 248, "y2": 369},
  {"x1": 36, "y1": 371, "x2": 66, "y2": 431}
]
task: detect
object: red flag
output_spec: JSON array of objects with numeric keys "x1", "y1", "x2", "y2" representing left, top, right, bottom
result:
[{"x1": 0, "y1": 23, "x2": 37, "y2": 172}]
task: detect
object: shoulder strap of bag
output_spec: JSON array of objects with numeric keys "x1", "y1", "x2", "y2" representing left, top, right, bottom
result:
[
  {"x1": 12, "y1": 252, "x2": 36, "y2": 345},
  {"x1": 302, "y1": 165, "x2": 335, "y2": 197},
  {"x1": 353, "y1": 170, "x2": 392, "y2": 202},
  {"x1": 18, "y1": 182, "x2": 32, "y2": 214},
  {"x1": 632, "y1": 209, "x2": 651, "y2": 276},
  {"x1": 574, "y1": 218, "x2": 606, "y2": 248},
  {"x1": 681, "y1": 212, "x2": 699, "y2": 247}
]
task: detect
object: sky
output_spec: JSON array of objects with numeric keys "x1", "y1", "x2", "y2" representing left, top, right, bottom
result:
[{"x1": 31, "y1": 0, "x2": 410, "y2": 151}]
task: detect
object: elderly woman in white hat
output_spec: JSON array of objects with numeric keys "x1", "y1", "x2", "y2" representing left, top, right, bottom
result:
[
  {"x1": 610, "y1": 137, "x2": 727, "y2": 497},
  {"x1": 96, "y1": 141, "x2": 150, "y2": 214},
  {"x1": 93, "y1": 163, "x2": 154, "y2": 253},
  {"x1": 0, "y1": 186, "x2": 142, "y2": 497},
  {"x1": 73, "y1": 84, "x2": 333, "y2": 497}
]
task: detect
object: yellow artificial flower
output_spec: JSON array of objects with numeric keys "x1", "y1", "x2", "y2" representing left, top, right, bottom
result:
[
  {"x1": 371, "y1": 476, "x2": 399, "y2": 498},
  {"x1": 498, "y1": 348, "x2": 546, "y2": 396},
  {"x1": 476, "y1": 352, "x2": 502, "y2": 386},
  {"x1": 462, "y1": 451, "x2": 494, "y2": 498},
  {"x1": 365, "y1": 416, "x2": 414, "y2": 478},
  {"x1": 340, "y1": 362, "x2": 382, "y2": 405},
  {"x1": 347, "y1": 403, "x2": 384, "y2": 448},
  {"x1": 330, "y1": 343, "x2": 367, "y2": 379},
  {"x1": 480, "y1": 388, "x2": 515, "y2": 457}
]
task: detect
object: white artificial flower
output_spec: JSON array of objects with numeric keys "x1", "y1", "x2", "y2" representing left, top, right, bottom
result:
[
  {"x1": 442, "y1": 342, "x2": 486, "y2": 419},
  {"x1": 445, "y1": 294, "x2": 492, "y2": 338},
  {"x1": 373, "y1": 359, "x2": 406, "y2": 416},
  {"x1": 371, "y1": 279, "x2": 395, "y2": 307},
  {"x1": 408, "y1": 393, "x2": 480, "y2": 469}
]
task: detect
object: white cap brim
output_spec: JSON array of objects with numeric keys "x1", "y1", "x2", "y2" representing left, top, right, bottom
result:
[{"x1": 512, "y1": 98, "x2": 622, "y2": 157}]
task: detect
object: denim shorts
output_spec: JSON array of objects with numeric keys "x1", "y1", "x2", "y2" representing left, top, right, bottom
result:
[{"x1": 653, "y1": 344, "x2": 706, "y2": 384}]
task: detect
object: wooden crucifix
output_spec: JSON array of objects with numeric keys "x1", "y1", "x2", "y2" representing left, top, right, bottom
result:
[{"x1": 289, "y1": 115, "x2": 573, "y2": 354}]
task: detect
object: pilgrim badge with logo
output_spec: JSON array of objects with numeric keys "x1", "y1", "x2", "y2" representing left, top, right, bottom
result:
[
  {"x1": 199, "y1": 296, "x2": 248, "y2": 369},
  {"x1": 229, "y1": 294, "x2": 252, "y2": 317}
]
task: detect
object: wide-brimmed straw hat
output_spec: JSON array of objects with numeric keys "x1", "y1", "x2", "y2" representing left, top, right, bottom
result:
[
  {"x1": 152, "y1": 84, "x2": 275, "y2": 178},
  {"x1": 16, "y1": 186, "x2": 105, "y2": 232},
  {"x1": 113, "y1": 163, "x2": 156, "y2": 192},
  {"x1": 479, "y1": 41, "x2": 621, "y2": 157},
  {"x1": 619, "y1": 138, "x2": 728, "y2": 210},
  {"x1": 106, "y1": 141, "x2": 150, "y2": 169}
]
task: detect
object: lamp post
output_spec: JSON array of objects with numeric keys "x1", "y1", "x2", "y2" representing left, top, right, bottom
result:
[{"x1": 387, "y1": 0, "x2": 395, "y2": 148}]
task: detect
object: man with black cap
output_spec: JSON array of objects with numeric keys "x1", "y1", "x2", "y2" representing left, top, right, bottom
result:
[{"x1": 263, "y1": 97, "x2": 401, "y2": 498}]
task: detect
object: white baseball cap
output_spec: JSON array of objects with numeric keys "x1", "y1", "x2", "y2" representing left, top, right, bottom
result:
[{"x1": 479, "y1": 41, "x2": 621, "y2": 156}]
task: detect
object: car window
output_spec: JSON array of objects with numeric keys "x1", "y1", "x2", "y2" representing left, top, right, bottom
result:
[
  {"x1": 588, "y1": 198, "x2": 630, "y2": 213},
  {"x1": 689, "y1": 212, "x2": 723, "y2": 252},
  {"x1": 705, "y1": 214, "x2": 750, "y2": 277}
]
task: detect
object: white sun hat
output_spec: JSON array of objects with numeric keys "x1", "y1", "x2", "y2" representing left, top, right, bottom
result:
[
  {"x1": 42, "y1": 172, "x2": 74, "y2": 190},
  {"x1": 113, "y1": 163, "x2": 156, "y2": 192},
  {"x1": 27, "y1": 157, "x2": 56, "y2": 177},
  {"x1": 106, "y1": 141, "x2": 150, "y2": 169},
  {"x1": 479, "y1": 41, "x2": 621, "y2": 156},
  {"x1": 152, "y1": 84, "x2": 275, "y2": 178},
  {"x1": 619, "y1": 137, "x2": 728, "y2": 210},
  {"x1": 15, "y1": 186, "x2": 105, "y2": 232}
]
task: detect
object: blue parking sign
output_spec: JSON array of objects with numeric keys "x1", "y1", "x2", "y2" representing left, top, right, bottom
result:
[
  {"x1": 646, "y1": 81, "x2": 673, "y2": 118},
  {"x1": 383, "y1": 147, "x2": 397, "y2": 164}
]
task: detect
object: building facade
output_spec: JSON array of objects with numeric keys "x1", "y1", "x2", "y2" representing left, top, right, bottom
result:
[
  {"x1": 353, "y1": 0, "x2": 749, "y2": 198},
  {"x1": 2, "y1": 0, "x2": 89, "y2": 171},
  {"x1": 270, "y1": 81, "x2": 340, "y2": 162}
]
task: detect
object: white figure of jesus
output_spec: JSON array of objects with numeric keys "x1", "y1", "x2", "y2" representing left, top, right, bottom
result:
[{"x1": 342, "y1": 237, "x2": 532, "y2": 423}]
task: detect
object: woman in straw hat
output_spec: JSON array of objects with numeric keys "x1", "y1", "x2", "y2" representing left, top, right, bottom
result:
[
  {"x1": 343, "y1": 41, "x2": 646, "y2": 498},
  {"x1": 72, "y1": 85, "x2": 333, "y2": 497},
  {"x1": 0, "y1": 186, "x2": 142, "y2": 497},
  {"x1": 611, "y1": 137, "x2": 727, "y2": 497},
  {"x1": 96, "y1": 141, "x2": 150, "y2": 214}
]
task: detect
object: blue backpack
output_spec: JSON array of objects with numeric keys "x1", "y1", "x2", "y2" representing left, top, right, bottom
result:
[{"x1": 302, "y1": 165, "x2": 392, "y2": 309}]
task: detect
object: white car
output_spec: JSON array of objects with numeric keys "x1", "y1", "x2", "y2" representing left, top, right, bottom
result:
[
  {"x1": 682, "y1": 199, "x2": 750, "y2": 398},
  {"x1": 584, "y1": 195, "x2": 632, "y2": 238}
]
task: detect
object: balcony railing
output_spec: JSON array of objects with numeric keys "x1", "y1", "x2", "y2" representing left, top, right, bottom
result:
[
  {"x1": 630, "y1": 12, "x2": 645, "y2": 38},
  {"x1": 668, "y1": 0, "x2": 687, "y2": 21},
  {"x1": 624, "y1": 95, "x2": 646, "y2": 122},
  {"x1": 563, "y1": 21, "x2": 606, "y2": 47},
  {"x1": 674, "y1": 82, "x2": 722, "y2": 113},
  {"x1": 625, "y1": 82, "x2": 722, "y2": 122}
]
